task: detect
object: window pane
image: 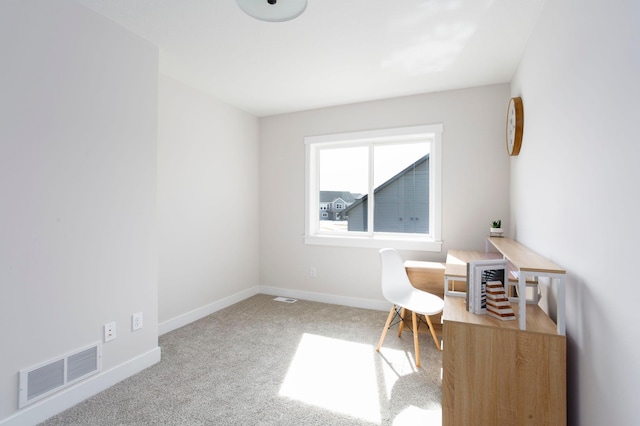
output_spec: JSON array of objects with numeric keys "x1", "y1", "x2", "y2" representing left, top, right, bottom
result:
[
  {"x1": 305, "y1": 124, "x2": 442, "y2": 250},
  {"x1": 373, "y1": 142, "x2": 430, "y2": 234},
  {"x1": 319, "y1": 146, "x2": 368, "y2": 232}
]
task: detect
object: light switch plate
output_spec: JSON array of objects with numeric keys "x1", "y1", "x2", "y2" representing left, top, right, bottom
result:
[{"x1": 132, "y1": 312, "x2": 143, "y2": 331}]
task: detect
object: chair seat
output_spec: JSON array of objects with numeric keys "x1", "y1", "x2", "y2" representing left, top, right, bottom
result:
[{"x1": 389, "y1": 288, "x2": 444, "y2": 317}]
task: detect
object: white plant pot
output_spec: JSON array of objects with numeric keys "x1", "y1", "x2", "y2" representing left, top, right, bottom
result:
[{"x1": 490, "y1": 227, "x2": 503, "y2": 234}]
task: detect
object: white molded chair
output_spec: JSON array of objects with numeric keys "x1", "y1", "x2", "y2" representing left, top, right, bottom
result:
[{"x1": 376, "y1": 248, "x2": 444, "y2": 367}]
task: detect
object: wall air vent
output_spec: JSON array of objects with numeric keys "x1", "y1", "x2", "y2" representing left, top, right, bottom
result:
[
  {"x1": 18, "y1": 342, "x2": 102, "y2": 408},
  {"x1": 273, "y1": 296, "x2": 297, "y2": 303}
]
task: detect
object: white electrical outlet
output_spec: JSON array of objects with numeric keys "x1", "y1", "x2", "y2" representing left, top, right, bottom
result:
[
  {"x1": 132, "y1": 312, "x2": 143, "y2": 331},
  {"x1": 104, "y1": 322, "x2": 116, "y2": 342},
  {"x1": 310, "y1": 267, "x2": 317, "y2": 278}
]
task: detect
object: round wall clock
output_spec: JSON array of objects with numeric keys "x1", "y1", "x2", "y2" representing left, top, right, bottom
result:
[{"x1": 506, "y1": 97, "x2": 524, "y2": 156}]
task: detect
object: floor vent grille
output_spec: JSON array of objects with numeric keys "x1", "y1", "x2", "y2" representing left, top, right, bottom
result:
[
  {"x1": 19, "y1": 342, "x2": 102, "y2": 408},
  {"x1": 273, "y1": 297, "x2": 297, "y2": 303}
]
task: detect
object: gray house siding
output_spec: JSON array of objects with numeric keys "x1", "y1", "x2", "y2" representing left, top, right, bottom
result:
[
  {"x1": 344, "y1": 155, "x2": 429, "y2": 233},
  {"x1": 346, "y1": 197, "x2": 367, "y2": 231}
]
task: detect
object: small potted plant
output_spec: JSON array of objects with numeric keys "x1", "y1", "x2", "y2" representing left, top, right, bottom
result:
[{"x1": 490, "y1": 220, "x2": 503, "y2": 236}]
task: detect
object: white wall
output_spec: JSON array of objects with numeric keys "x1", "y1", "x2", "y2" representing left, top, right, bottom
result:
[
  {"x1": 157, "y1": 75, "x2": 260, "y2": 332},
  {"x1": 0, "y1": 0, "x2": 159, "y2": 423},
  {"x1": 510, "y1": 0, "x2": 640, "y2": 424},
  {"x1": 8, "y1": 0, "x2": 631, "y2": 423},
  {"x1": 259, "y1": 85, "x2": 511, "y2": 305}
]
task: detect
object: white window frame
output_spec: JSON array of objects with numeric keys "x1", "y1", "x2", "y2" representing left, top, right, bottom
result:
[{"x1": 304, "y1": 124, "x2": 443, "y2": 252}]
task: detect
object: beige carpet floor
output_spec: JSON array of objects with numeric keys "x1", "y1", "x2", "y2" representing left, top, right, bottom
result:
[{"x1": 41, "y1": 294, "x2": 442, "y2": 425}]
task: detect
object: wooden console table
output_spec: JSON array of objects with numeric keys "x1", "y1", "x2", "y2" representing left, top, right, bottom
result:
[
  {"x1": 486, "y1": 237, "x2": 566, "y2": 335},
  {"x1": 442, "y1": 296, "x2": 566, "y2": 425},
  {"x1": 441, "y1": 241, "x2": 567, "y2": 424}
]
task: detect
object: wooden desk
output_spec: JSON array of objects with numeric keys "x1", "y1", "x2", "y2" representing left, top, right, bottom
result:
[
  {"x1": 442, "y1": 296, "x2": 566, "y2": 425},
  {"x1": 404, "y1": 260, "x2": 445, "y2": 297},
  {"x1": 486, "y1": 237, "x2": 566, "y2": 335}
]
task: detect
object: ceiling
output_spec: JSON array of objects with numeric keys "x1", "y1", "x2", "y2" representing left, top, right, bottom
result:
[{"x1": 74, "y1": 0, "x2": 546, "y2": 117}]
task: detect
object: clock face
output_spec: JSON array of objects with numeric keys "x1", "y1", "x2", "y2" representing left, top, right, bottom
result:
[{"x1": 506, "y1": 97, "x2": 523, "y2": 156}]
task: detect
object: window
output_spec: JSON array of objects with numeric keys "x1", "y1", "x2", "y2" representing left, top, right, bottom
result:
[{"x1": 305, "y1": 124, "x2": 442, "y2": 251}]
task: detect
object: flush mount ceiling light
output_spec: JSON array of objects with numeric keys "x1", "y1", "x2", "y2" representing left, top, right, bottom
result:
[{"x1": 236, "y1": 0, "x2": 308, "y2": 22}]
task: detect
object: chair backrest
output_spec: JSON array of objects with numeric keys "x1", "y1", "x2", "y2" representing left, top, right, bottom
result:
[{"x1": 379, "y1": 248, "x2": 415, "y2": 306}]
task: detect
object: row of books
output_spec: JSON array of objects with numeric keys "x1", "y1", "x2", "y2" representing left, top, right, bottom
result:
[
  {"x1": 486, "y1": 281, "x2": 516, "y2": 321},
  {"x1": 465, "y1": 259, "x2": 515, "y2": 321}
]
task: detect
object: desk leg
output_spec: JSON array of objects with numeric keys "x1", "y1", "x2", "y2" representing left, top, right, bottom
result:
[
  {"x1": 557, "y1": 276, "x2": 566, "y2": 335},
  {"x1": 519, "y1": 275, "x2": 526, "y2": 330}
]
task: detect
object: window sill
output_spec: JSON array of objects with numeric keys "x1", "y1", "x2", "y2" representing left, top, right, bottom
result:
[{"x1": 303, "y1": 234, "x2": 442, "y2": 252}]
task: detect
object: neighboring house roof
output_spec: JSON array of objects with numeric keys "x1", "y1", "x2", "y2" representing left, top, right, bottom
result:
[
  {"x1": 319, "y1": 191, "x2": 357, "y2": 204},
  {"x1": 342, "y1": 154, "x2": 429, "y2": 215}
]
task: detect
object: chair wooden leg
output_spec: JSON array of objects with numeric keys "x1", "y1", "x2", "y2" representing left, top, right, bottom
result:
[
  {"x1": 376, "y1": 305, "x2": 396, "y2": 351},
  {"x1": 397, "y1": 308, "x2": 406, "y2": 337},
  {"x1": 412, "y1": 311, "x2": 421, "y2": 368},
  {"x1": 424, "y1": 314, "x2": 441, "y2": 351}
]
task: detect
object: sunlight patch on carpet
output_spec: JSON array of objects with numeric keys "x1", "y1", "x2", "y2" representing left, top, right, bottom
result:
[
  {"x1": 377, "y1": 347, "x2": 442, "y2": 425},
  {"x1": 279, "y1": 333, "x2": 381, "y2": 423},
  {"x1": 377, "y1": 347, "x2": 419, "y2": 399},
  {"x1": 393, "y1": 405, "x2": 442, "y2": 425}
]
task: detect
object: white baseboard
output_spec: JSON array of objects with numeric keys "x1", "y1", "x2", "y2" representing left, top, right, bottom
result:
[
  {"x1": 158, "y1": 285, "x2": 388, "y2": 337},
  {"x1": 259, "y1": 285, "x2": 390, "y2": 312},
  {"x1": 158, "y1": 286, "x2": 261, "y2": 335},
  {"x1": 0, "y1": 346, "x2": 161, "y2": 426}
]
